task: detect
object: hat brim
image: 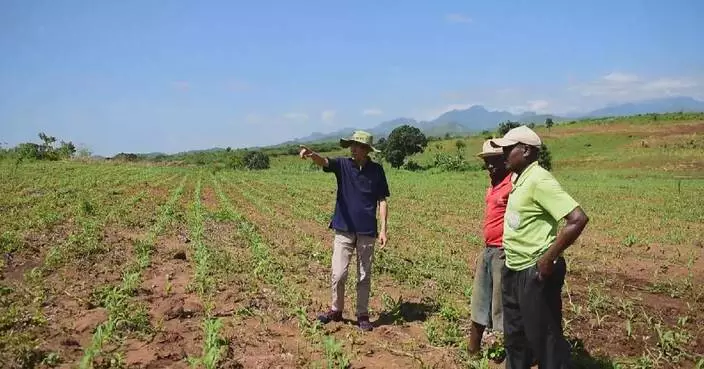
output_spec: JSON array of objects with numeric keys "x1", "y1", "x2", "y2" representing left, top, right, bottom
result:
[
  {"x1": 340, "y1": 138, "x2": 380, "y2": 153},
  {"x1": 489, "y1": 138, "x2": 519, "y2": 148},
  {"x1": 476, "y1": 151, "x2": 504, "y2": 158}
]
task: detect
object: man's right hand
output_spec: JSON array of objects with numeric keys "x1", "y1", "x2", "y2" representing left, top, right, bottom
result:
[
  {"x1": 299, "y1": 145, "x2": 314, "y2": 159},
  {"x1": 299, "y1": 145, "x2": 329, "y2": 168}
]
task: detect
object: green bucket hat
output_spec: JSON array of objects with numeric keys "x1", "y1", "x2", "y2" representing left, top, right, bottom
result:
[{"x1": 340, "y1": 130, "x2": 380, "y2": 152}]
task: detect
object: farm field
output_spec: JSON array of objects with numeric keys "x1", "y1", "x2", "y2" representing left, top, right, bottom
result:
[{"x1": 1, "y1": 116, "x2": 703, "y2": 369}]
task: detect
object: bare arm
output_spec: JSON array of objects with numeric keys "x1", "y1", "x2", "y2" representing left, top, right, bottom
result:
[
  {"x1": 299, "y1": 145, "x2": 329, "y2": 168},
  {"x1": 538, "y1": 206, "x2": 589, "y2": 279},
  {"x1": 545, "y1": 206, "x2": 589, "y2": 260},
  {"x1": 378, "y1": 198, "x2": 388, "y2": 246}
]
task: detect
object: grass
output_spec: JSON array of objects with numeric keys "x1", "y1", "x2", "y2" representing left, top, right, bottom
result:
[{"x1": 0, "y1": 115, "x2": 703, "y2": 368}]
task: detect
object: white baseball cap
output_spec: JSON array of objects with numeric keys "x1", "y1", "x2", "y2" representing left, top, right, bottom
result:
[
  {"x1": 477, "y1": 139, "x2": 504, "y2": 158},
  {"x1": 490, "y1": 125, "x2": 542, "y2": 148}
]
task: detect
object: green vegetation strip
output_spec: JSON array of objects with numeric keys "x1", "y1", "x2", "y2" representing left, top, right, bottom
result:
[
  {"x1": 212, "y1": 174, "x2": 351, "y2": 368},
  {"x1": 185, "y1": 175, "x2": 228, "y2": 369},
  {"x1": 79, "y1": 174, "x2": 187, "y2": 369}
]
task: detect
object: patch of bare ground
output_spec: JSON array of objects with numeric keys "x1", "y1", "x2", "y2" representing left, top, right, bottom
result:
[
  {"x1": 228, "y1": 317, "x2": 309, "y2": 368},
  {"x1": 39, "y1": 227, "x2": 144, "y2": 364},
  {"x1": 201, "y1": 184, "x2": 219, "y2": 213},
  {"x1": 543, "y1": 121, "x2": 704, "y2": 138},
  {"x1": 221, "y1": 181, "x2": 468, "y2": 368},
  {"x1": 235, "y1": 178, "x2": 704, "y2": 366},
  {"x1": 573, "y1": 234, "x2": 704, "y2": 283}
]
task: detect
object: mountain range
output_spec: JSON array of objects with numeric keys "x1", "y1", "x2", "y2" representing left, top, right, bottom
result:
[{"x1": 282, "y1": 96, "x2": 704, "y2": 144}]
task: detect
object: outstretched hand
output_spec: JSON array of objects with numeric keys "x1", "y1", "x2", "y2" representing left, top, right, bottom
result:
[{"x1": 299, "y1": 145, "x2": 314, "y2": 159}]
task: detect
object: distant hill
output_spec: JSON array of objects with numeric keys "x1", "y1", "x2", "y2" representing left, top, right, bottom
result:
[
  {"x1": 583, "y1": 96, "x2": 704, "y2": 118},
  {"x1": 285, "y1": 106, "x2": 563, "y2": 143}
]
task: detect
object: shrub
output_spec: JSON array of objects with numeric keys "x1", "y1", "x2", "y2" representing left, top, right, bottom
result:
[
  {"x1": 403, "y1": 160, "x2": 424, "y2": 171},
  {"x1": 243, "y1": 151, "x2": 270, "y2": 170},
  {"x1": 539, "y1": 144, "x2": 553, "y2": 171},
  {"x1": 497, "y1": 121, "x2": 521, "y2": 135},
  {"x1": 432, "y1": 153, "x2": 477, "y2": 172}
]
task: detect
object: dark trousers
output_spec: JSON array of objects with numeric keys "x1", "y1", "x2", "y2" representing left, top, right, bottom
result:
[{"x1": 502, "y1": 257, "x2": 572, "y2": 369}]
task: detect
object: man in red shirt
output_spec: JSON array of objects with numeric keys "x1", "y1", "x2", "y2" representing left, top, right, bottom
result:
[{"x1": 468, "y1": 139, "x2": 512, "y2": 355}]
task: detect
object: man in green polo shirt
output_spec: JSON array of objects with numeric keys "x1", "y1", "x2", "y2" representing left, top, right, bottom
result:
[{"x1": 490, "y1": 125, "x2": 589, "y2": 369}]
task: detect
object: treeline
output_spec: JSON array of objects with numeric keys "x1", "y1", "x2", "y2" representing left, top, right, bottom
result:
[
  {"x1": 0, "y1": 132, "x2": 81, "y2": 162},
  {"x1": 111, "y1": 148, "x2": 271, "y2": 170},
  {"x1": 111, "y1": 141, "x2": 345, "y2": 169},
  {"x1": 374, "y1": 120, "x2": 553, "y2": 172}
]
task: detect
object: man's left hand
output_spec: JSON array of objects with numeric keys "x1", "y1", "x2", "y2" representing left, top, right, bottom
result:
[
  {"x1": 536, "y1": 254, "x2": 555, "y2": 280},
  {"x1": 378, "y1": 231, "x2": 388, "y2": 248}
]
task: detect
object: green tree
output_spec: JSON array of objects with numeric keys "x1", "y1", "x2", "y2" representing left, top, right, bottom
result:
[
  {"x1": 545, "y1": 117, "x2": 554, "y2": 130},
  {"x1": 539, "y1": 143, "x2": 552, "y2": 171},
  {"x1": 56, "y1": 141, "x2": 76, "y2": 159},
  {"x1": 38, "y1": 132, "x2": 56, "y2": 147},
  {"x1": 375, "y1": 137, "x2": 388, "y2": 153},
  {"x1": 497, "y1": 121, "x2": 521, "y2": 135},
  {"x1": 243, "y1": 150, "x2": 270, "y2": 170},
  {"x1": 383, "y1": 125, "x2": 428, "y2": 168}
]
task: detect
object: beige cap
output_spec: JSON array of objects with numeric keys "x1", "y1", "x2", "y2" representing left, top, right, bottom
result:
[
  {"x1": 490, "y1": 125, "x2": 542, "y2": 148},
  {"x1": 477, "y1": 139, "x2": 504, "y2": 158}
]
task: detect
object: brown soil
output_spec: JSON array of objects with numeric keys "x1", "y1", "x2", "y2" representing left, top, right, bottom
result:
[
  {"x1": 543, "y1": 121, "x2": 704, "y2": 138},
  {"x1": 201, "y1": 184, "x2": 219, "y2": 213},
  {"x1": 221, "y1": 179, "x2": 469, "y2": 368},
  {"x1": 0, "y1": 176, "x2": 180, "y2": 368},
  {"x1": 39, "y1": 227, "x2": 143, "y2": 364},
  {"x1": 225, "y1": 176, "x2": 704, "y2": 367}
]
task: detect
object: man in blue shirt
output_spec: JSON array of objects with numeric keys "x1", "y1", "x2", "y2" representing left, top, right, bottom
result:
[{"x1": 299, "y1": 130, "x2": 390, "y2": 332}]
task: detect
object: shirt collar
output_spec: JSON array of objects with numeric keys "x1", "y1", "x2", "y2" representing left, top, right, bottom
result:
[
  {"x1": 493, "y1": 172, "x2": 513, "y2": 189},
  {"x1": 347, "y1": 156, "x2": 372, "y2": 170},
  {"x1": 512, "y1": 161, "x2": 539, "y2": 187}
]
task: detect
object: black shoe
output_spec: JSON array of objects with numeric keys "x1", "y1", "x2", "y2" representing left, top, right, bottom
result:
[
  {"x1": 357, "y1": 315, "x2": 373, "y2": 331},
  {"x1": 317, "y1": 309, "x2": 343, "y2": 324}
]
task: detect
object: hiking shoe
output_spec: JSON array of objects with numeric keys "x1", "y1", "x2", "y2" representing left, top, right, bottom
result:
[
  {"x1": 357, "y1": 315, "x2": 373, "y2": 332},
  {"x1": 317, "y1": 309, "x2": 342, "y2": 324}
]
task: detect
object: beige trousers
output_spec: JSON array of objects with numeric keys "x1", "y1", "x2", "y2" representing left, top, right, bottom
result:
[{"x1": 331, "y1": 231, "x2": 376, "y2": 316}]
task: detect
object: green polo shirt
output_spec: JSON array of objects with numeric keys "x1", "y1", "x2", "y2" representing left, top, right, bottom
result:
[{"x1": 503, "y1": 161, "x2": 580, "y2": 271}]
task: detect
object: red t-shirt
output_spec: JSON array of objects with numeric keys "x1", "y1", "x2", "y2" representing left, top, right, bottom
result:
[{"x1": 483, "y1": 174, "x2": 512, "y2": 247}]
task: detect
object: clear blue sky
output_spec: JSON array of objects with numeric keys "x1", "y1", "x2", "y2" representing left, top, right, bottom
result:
[{"x1": 1, "y1": 0, "x2": 703, "y2": 155}]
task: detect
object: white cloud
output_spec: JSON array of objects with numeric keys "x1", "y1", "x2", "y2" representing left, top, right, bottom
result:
[
  {"x1": 283, "y1": 112, "x2": 309, "y2": 122},
  {"x1": 642, "y1": 78, "x2": 697, "y2": 92},
  {"x1": 362, "y1": 108, "x2": 383, "y2": 116},
  {"x1": 419, "y1": 71, "x2": 703, "y2": 118},
  {"x1": 445, "y1": 13, "x2": 472, "y2": 24},
  {"x1": 506, "y1": 100, "x2": 551, "y2": 114},
  {"x1": 321, "y1": 110, "x2": 336, "y2": 122},
  {"x1": 569, "y1": 72, "x2": 701, "y2": 101},
  {"x1": 602, "y1": 72, "x2": 640, "y2": 83},
  {"x1": 528, "y1": 100, "x2": 550, "y2": 112}
]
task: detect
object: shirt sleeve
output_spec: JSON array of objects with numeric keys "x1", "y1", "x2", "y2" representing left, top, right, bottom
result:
[
  {"x1": 377, "y1": 165, "x2": 391, "y2": 199},
  {"x1": 322, "y1": 157, "x2": 340, "y2": 174},
  {"x1": 533, "y1": 175, "x2": 579, "y2": 221}
]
